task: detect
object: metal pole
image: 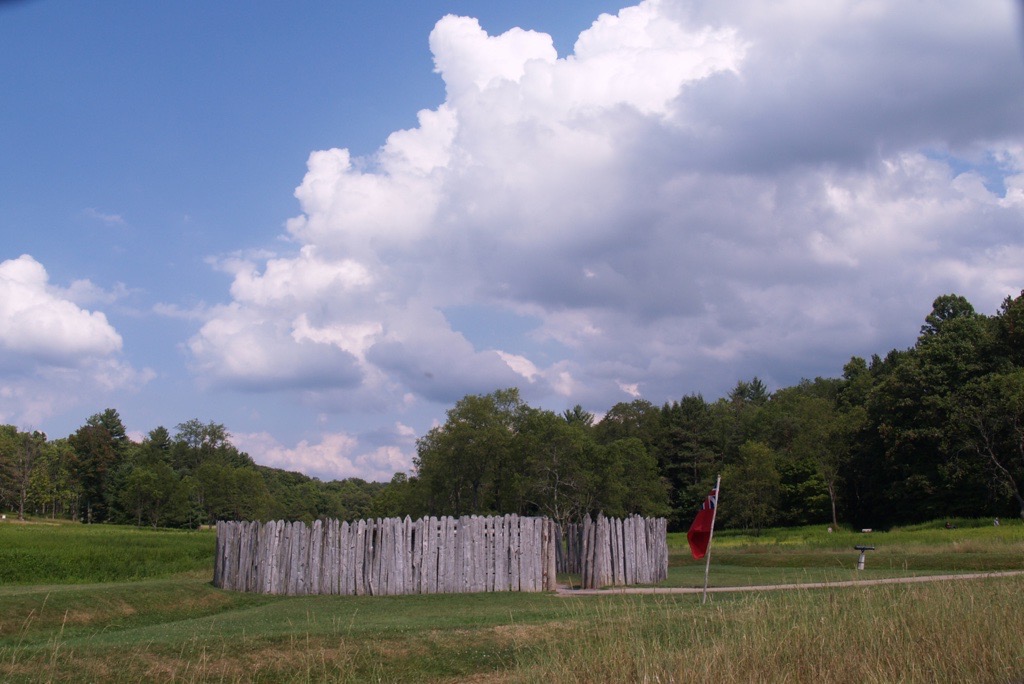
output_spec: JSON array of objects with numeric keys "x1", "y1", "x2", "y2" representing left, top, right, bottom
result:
[{"x1": 701, "y1": 474, "x2": 722, "y2": 605}]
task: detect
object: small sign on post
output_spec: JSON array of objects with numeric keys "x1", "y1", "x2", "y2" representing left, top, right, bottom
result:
[{"x1": 854, "y1": 545, "x2": 875, "y2": 570}]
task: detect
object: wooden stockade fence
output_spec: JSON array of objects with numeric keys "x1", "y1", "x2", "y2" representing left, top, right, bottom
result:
[
  {"x1": 214, "y1": 514, "x2": 667, "y2": 595},
  {"x1": 214, "y1": 515, "x2": 557, "y2": 596},
  {"x1": 558, "y1": 514, "x2": 669, "y2": 589}
]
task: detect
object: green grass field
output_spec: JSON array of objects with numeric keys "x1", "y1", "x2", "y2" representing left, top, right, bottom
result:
[{"x1": 2, "y1": 517, "x2": 1022, "y2": 682}]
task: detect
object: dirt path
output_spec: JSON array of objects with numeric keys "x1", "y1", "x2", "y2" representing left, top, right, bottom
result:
[{"x1": 555, "y1": 570, "x2": 1024, "y2": 596}]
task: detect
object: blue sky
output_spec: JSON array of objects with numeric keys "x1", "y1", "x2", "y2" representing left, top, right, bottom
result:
[{"x1": 2, "y1": 0, "x2": 1023, "y2": 481}]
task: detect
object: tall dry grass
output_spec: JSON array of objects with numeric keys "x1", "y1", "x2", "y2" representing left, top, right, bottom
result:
[{"x1": 517, "y1": 576, "x2": 1024, "y2": 683}]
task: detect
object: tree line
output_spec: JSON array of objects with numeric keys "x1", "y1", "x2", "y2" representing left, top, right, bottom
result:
[
  {"x1": 0, "y1": 413, "x2": 383, "y2": 527},
  {"x1": 2, "y1": 290, "x2": 1022, "y2": 531}
]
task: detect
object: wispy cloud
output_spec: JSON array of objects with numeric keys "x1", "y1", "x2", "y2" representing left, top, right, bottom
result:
[{"x1": 81, "y1": 207, "x2": 126, "y2": 226}]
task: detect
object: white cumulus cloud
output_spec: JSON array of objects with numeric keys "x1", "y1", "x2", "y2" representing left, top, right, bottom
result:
[
  {"x1": 189, "y1": 0, "x2": 1024, "y2": 431},
  {"x1": 234, "y1": 425, "x2": 415, "y2": 482},
  {"x1": 0, "y1": 254, "x2": 153, "y2": 428},
  {"x1": 0, "y1": 254, "x2": 122, "y2": 365}
]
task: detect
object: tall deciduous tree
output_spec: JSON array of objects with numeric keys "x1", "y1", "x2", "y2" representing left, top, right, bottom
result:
[
  {"x1": 13, "y1": 431, "x2": 45, "y2": 520},
  {"x1": 69, "y1": 423, "x2": 119, "y2": 523},
  {"x1": 414, "y1": 389, "x2": 523, "y2": 515},
  {"x1": 0, "y1": 425, "x2": 19, "y2": 514},
  {"x1": 721, "y1": 441, "x2": 781, "y2": 534},
  {"x1": 517, "y1": 407, "x2": 596, "y2": 525},
  {"x1": 954, "y1": 370, "x2": 1024, "y2": 520}
]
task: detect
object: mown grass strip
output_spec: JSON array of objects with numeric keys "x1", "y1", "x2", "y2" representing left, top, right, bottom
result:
[{"x1": 0, "y1": 521, "x2": 215, "y2": 585}]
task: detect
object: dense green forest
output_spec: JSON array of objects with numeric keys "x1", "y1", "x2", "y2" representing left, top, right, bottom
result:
[{"x1": 1, "y1": 290, "x2": 1022, "y2": 531}]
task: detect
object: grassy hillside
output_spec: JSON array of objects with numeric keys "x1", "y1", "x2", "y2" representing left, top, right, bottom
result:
[{"x1": 1, "y1": 517, "x2": 1022, "y2": 682}]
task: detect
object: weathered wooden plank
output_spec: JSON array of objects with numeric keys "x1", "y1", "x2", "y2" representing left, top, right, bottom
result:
[
  {"x1": 390, "y1": 517, "x2": 401, "y2": 595},
  {"x1": 328, "y1": 520, "x2": 338, "y2": 596},
  {"x1": 382, "y1": 517, "x2": 392, "y2": 595},
  {"x1": 281, "y1": 521, "x2": 292, "y2": 595},
  {"x1": 284, "y1": 521, "x2": 295, "y2": 595},
  {"x1": 301, "y1": 520, "x2": 312, "y2": 595},
  {"x1": 255, "y1": 521, "x2": 268, "y2": 594},
  {"x1": 421, "y1": 517, "x2": 433, "y2": 595},
  {"x1": 410, "y1": 517, "x2": 418, "y2": 594},
  {"x1": 531, "y1": 516, "x2": 541, "y2": 592},
  {"x1": 309, "y1": 519, "x2": 321, "y2": 595},
  {"x1": 582, "y1": 516, "x2": 592, "y2": 590},
  {"x1": 484, "y1": 516, "x2": 493, "y2": 592},
  {"x1": 247, "y1": 521, "x2": 260, "y2": 592},
  {"x1": 435, "y1": 517, "x2": 445, "y2": 594},
  {"x1": 540, "y1": 519, "x2": 549, "y2": 591},
  {"x1": 379, "y1": 518, "x2": 391, "y2": 595},
  {"x1": 485, "y1": 516, "x2": 495, "y2": 592},
  {"x1": 494, "y1": 515, "x2": 507, "y2": 591},
  {"x1": 527, "y1": 515, "x2": 534, "y2": 591},
  {"x1": 250, "y1": 521, "x2": 261, "y2": 593},
  {"x1": 525, "y1": 517, "x2": 538, "y2": 592},
  {"x1": 267, "y1": 520, "x2": 277, "y2": 595},
  {"x1": 222, "y1": 521, "x2": 233, "y2": 589},
  {"x1": 278, "y1": 521, "x2": 290, "y2": 595},
  {"x1": 447, "y1": 515, "x2": 459, "y2": 594},
  {"x1": 625, "y1": 517, "x2": 635, "y2": 586},
  {"x1": 579, "y1": 516, "x2": 590, "y2": 589},
  {"x1": 340, "y1": 520, "x2": 352, "y2": 596},
  {"x1": 463, "y1": 516, "x2": 473, "y2": 593},
  {"x1": 377, "y1": 518, "x2": 387, "y2": 595},
  {"x1": 483, "y1": 516, "x2": 492, "y2": 592},
  {"x1": 371, "y1": 518, "x2": 381, "y2": 596},
  {"x1": 614, "y1": 517, "x2": 625, "y2": 587},
  {"x1": 603, "y1": 516, "x2": 613, "y2": 588},
  {"x1": 338, "y1": 520, "x2": 349, "y2": 595},
  {"x1": 509, "y1": 514, "x2": 521, "y2": 591},
  {"x1": 230, "y1": 522, "x2": 243, "y2": 592},
  {"x1": 402, "y1": 516, "x2": 412, "y2": 595},
  {"x1": 438, "y1": 517, "x2": 449, "y2": 594},
  {"x1": 469, "y1": 517, "x2": 479, "y2": 593},
  {"x1": 321, "y1": 519, "x2": 332, "y2": 595},
  {"x1": 263, "y1": 521, "x2": 276, "y2": 594},
  {"x1": 335, "y1": 519, "x2": 343, "y2": 595},
  {"x1": 350, "y1": 518, "x2": 360, "y2": 596},
  {"x1": 352, "y1": 519, "x2": 364, "y2": 596},
  {"x1": 224, "y1": 522, "x2": 237, "y2": 591},
  {"x1": 639, "y1": 515, "x2": 651, "y2": 584},
  {"x1": 630, "y1": 516, "x2": 642, "y2": 584},
  {"x1": 449, "y1": 515, "x2": 460, "y2": 594},
  {"x1": 392, "y1": 517, "x2": 403, "y2": 595},
  {"x1": 295, "y1": 520, "x2": 308, "y2": 595},
  {"x1": 605, "y1": 516, "x2": 615, "y2": 587},
  {"x1": 454, "y1": 515, "x2": 464, "y2": 593},
  {"x1": 473, "y1": 516, "x2": 484, "y2": 593},
  {"x1": 273, "y1": 520, "x2": 286, "y2": 595},
  {"x1": 240, "y1": 520, "x2": 252, "y2": 589}
]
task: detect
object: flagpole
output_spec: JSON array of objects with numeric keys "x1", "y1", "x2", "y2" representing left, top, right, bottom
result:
[{"x1": 701, "y1": 474, "x2": 722, "y2": 605}]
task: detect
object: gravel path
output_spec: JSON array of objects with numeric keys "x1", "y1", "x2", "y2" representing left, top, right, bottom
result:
[{"x1": 555, "y1": 570, "x2": 1024, "y2": 596}]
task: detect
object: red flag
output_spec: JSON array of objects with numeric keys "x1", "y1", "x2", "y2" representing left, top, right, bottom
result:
[{"x1": 687, "y1": 486, "x2": 718, "y2": 559}]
